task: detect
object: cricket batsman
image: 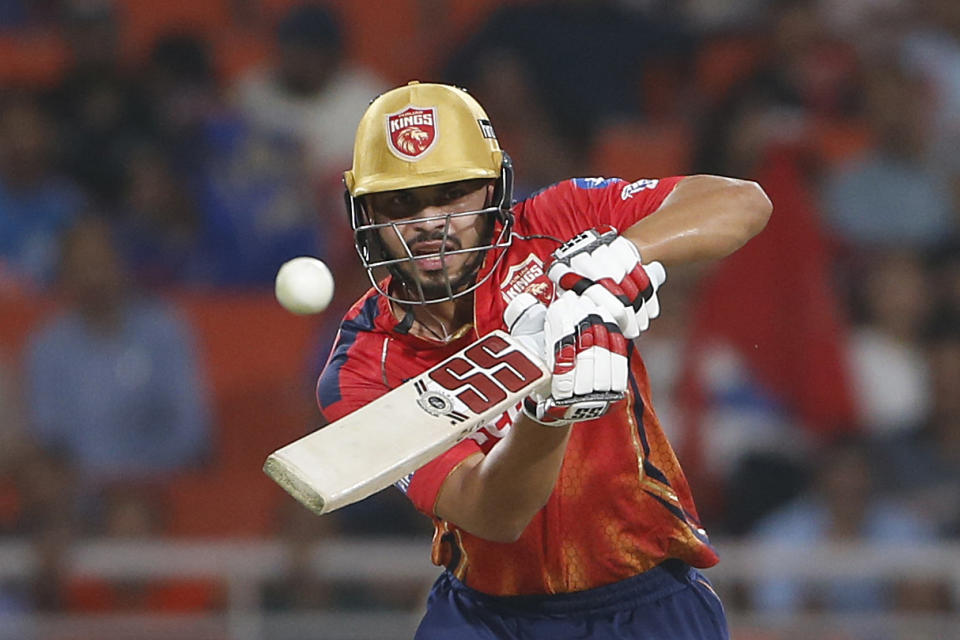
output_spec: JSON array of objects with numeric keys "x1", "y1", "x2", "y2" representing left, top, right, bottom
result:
[{"x1": 317, "y1": 82, "x2": 771, "y2": 638}]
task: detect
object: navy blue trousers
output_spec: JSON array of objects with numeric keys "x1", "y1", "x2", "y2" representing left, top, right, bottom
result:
[{"x1": 414, "y1": 560, "x2": 729, "y2": 640}]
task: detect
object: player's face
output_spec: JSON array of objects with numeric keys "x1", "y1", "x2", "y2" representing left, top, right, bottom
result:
[{"x1": 366, "y1": 179, "x2": 495, "y2": 299}]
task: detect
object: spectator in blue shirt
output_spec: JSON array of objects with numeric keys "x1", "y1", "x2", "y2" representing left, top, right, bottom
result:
[
  {"x1": 822, "y1": 60, "x2": 957, "y2": 249},
  {"x1": 748, "y1": 437, "x2": 937, "y2": 613},
  {"x1": 0, "y1": 93, "x2": 85, "y2": 288},
  {"x1": 24, "y1": 216, "x2": 211, "y2": 488}
]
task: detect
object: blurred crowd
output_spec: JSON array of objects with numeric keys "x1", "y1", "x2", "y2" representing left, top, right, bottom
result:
[{"x1": 0, "y1": 0, "x2": 958, "y2": 633}]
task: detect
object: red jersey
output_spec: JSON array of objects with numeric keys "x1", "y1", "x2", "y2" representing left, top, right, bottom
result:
[{"x1": 317, "y1": 177, "x2": 718, "y2": 596}]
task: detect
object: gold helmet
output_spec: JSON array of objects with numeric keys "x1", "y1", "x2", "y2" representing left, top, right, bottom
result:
[
  {"x1": 345, "y1": 81, "x2": 504, "y2": 196},
  {"x1": 344, "y1": 81, "x2": 514, "y2": 305}
]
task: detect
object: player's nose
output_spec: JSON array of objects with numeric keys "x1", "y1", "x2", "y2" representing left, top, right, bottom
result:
[{"x1": 412, "y1": 204, "x2": 449, "y2": 228}]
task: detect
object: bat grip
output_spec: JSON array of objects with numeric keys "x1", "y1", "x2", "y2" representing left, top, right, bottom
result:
[{"x1": 552, "y1": 391, "x2": 625, "y2": 406}]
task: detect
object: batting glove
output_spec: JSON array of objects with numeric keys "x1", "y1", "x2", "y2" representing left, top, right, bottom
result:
[
  {"x1": 503, "y1": 291, "x2": 548, "y2": 366},
  {"x1": 547, "y1": 228, "x2": 666, "y2": 339},
  {"x1": 504, "y1": 290, "x2": 627, "y2": 426}
]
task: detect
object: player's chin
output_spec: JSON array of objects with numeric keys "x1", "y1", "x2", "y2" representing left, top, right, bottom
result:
[
  {"x1": 417, "y1": 269, "x2": 462, "y2": 290},
  {"x1": 419, "y1": 268, "x2": 476, "y2": 297}
]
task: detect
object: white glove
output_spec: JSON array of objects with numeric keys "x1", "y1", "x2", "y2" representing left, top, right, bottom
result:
[
  {"x1": 503, "y1": 291, "x2": 547, "y2": 364},
  {"x1": 504, "y1": 291, "x2": 628, "y2": 426},
  {"x1": 547, "y1": 228, "x2": 666, "y2": 339}
]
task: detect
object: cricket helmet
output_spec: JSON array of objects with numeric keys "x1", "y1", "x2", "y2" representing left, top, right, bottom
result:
[{"x1": 344, "y1": 81, "x2": 514, "y2": 305}]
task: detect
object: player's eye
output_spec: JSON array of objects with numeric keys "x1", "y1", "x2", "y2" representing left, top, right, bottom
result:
[
  {"x1": 389, "y1": 193, "x2": 415, "y2": 207},
  {"x1": 374, "y1": 192, "x2": 419, "y2": 219},
  {"x1": 441, "y1": 184, "x2": 471, "y2": 202}
]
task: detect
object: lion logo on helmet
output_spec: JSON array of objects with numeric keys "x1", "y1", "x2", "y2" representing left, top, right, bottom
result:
[
  {"x1": 397, "y1": 127, "x2": 431, "y2": 155},
  {"x1": 386, "y1": 106, "x2": 438, "y2": 160}
]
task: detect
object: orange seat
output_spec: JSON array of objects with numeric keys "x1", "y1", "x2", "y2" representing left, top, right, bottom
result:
[
  {"x1": 172, "y1": 292, "x2": 319, "y2": 468},
  {"x1": 164, "y1": 292, "x2": 323, "y2": 537},
  {"x1": 64, "y1": 575, "x2": 223, "y2": 612},
  {"x1": 164, "y1": 468, "x2": 282, "y2": 537},
  {"x1": 0, "y1": 478, "x2": 21, "y2": 532},
  {"x1": 213, "y1": 28, "x2": 271, "y2": 82},
  {"x1": 0, "y1": 294, "x2": 60, "y2": 358},
  {"x1": 0, "y1": 31, "x2": 68, "y2": 87}
]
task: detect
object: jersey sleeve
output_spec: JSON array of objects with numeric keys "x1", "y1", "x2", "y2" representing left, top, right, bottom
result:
[
  {"x1": 519, "y1": 176, "x2": 683, "y2": 244},
  {"x1": 315, "y1": 324, "x2": 481, "y2": 518},
  {"x1": 402, "y1": 438, "x2": 480, "y2": 515},
  {"x1": 315, "y1": 332, "x2": 389, "y2": 423}
]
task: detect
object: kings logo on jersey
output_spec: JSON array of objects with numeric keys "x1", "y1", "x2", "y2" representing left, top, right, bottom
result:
[
  {"x1": 499, "y1": 253, "x2": 551, "y2": 304},
  {"x1": 386, "y1": 106, "x2": 438, "y2": 160}
]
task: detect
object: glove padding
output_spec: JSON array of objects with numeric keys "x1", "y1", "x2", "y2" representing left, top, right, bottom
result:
[
  {"x1": 504, "y1": 290, "x2": 628, "y2": 426},
  {"x1": 547, "y1": 228, "x2": 666, "y2": 340}
]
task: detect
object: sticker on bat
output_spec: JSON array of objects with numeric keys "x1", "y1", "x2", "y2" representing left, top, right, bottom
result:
[{"x1": 426, "y1": 334, "x2": 544, "y2": 414}]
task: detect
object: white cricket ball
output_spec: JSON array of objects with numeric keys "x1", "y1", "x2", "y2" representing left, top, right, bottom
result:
[{"x1": 275, "y1": 257, "x2": 335, "y2": 315}]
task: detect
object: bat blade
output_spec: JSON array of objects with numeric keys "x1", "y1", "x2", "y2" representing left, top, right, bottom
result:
[{"x1": 263, "y1": 330, "x2": 549, "y2": 515}]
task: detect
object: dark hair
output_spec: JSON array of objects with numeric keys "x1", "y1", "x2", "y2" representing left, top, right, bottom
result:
[
  {"x1": 276, "y1": 4, "x2": 343, "y2": 52},
  {"x1": 150, "y1": 33, "x2": 213, "y2": 85},
  {"x1": 924, "y1": 308, "x2": 960, "y2": 344}
]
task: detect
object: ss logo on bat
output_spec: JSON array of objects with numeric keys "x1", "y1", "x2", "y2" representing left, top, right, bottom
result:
[{"x1": 426, "y1": 334, "x2": 543, "y2": 414}]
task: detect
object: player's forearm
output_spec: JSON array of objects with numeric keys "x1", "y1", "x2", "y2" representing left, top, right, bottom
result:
[
  {"x1": 623, "y1": 175, "x2": 772, "y2": 266},
  {"x1": 435, "y1": 415, "x2": 572, "y2": 543}
]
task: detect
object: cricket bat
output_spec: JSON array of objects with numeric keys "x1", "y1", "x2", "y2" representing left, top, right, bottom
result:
[{"x1": 263, "y1": 330, "x2": 551, "y2": 515}]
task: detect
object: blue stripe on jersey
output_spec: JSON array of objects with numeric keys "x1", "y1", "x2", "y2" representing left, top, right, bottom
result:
[
  {"x1": 645, "y1": 490, "x2": 686, "y2": 522},
  {"x1": 627, "y1": 342, "x2": 674, "y2": 489},
  {"x1": 317, "y1": 294, "x2": 382, "y2": 408},
  {"x1": 572, "y1": 177, "x2": 619, "y2": 189},
  {"x1": 644, "y1": 459, "x2": 672, "y2": 487},
  {"x1": 644, "y1": 491, "x2": 713, "y2": 547},
  {"x1": 627, "y1": 344, "x2": 651, "y2": 458}
]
